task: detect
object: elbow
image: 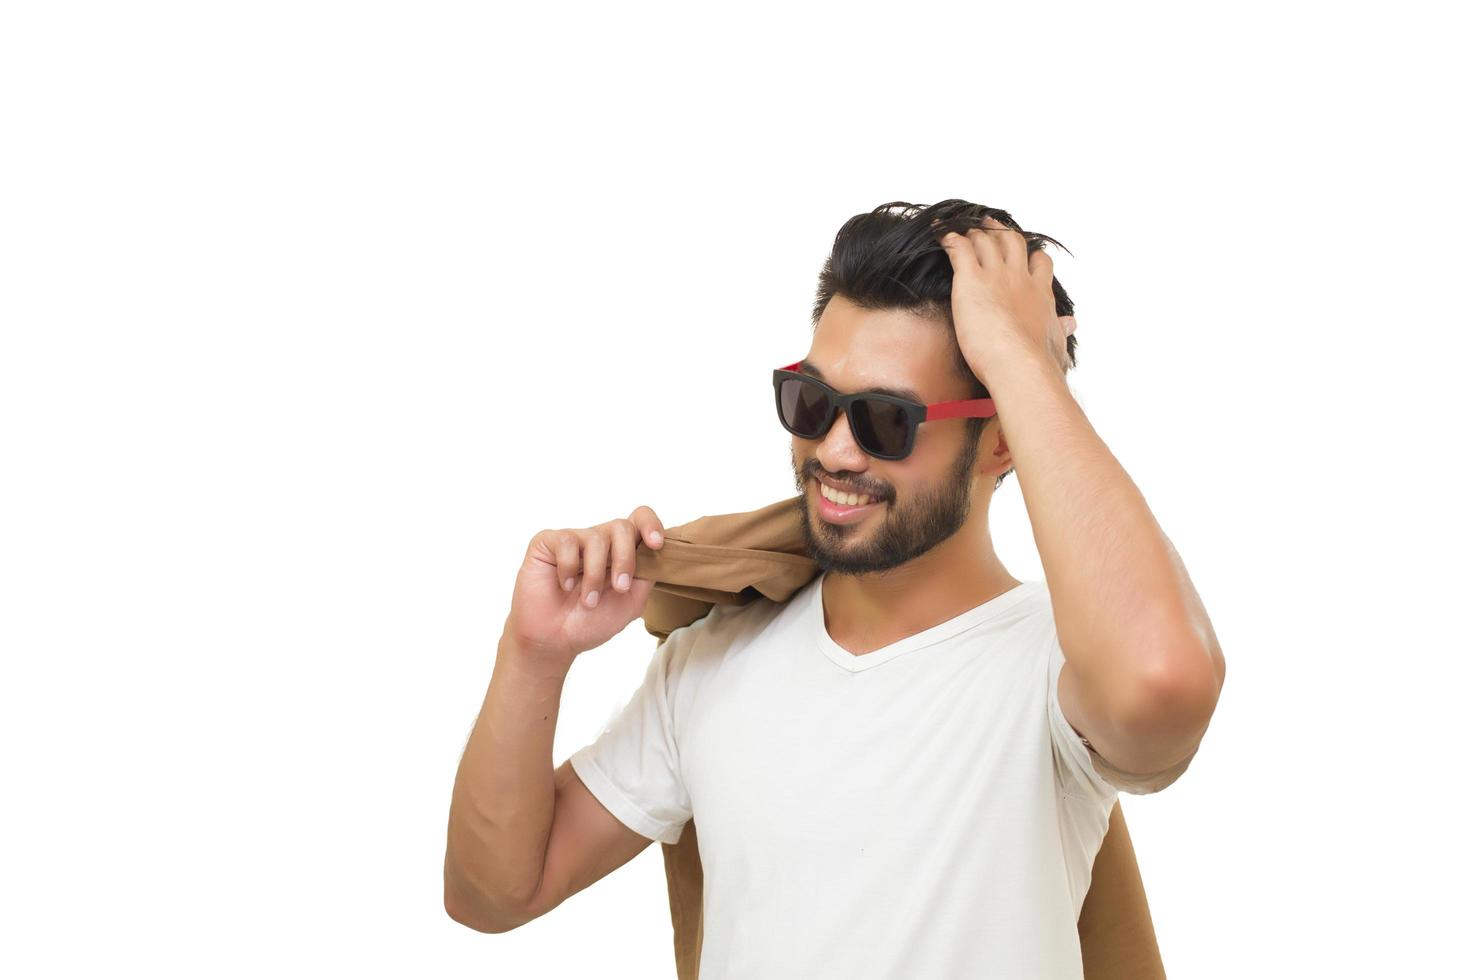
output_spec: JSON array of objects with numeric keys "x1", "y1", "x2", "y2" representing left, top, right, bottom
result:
[
  {"x1": 1136, "y1": 637, "x2": 1225, "y2": 725},
  {"x1": 443, "y1": 866, "x2": 532, "y2": 935}
]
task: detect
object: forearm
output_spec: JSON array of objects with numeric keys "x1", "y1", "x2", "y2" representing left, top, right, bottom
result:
[
  {"x1": 985, "y1": 341, "x2": 1224, "y2": 711},
  {"x1": 445, "y1": 635, "x2": 568, "y2": 920}
]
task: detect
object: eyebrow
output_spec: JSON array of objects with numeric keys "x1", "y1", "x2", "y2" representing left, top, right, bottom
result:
[{"x1": 798, "y1": 362, "x2": 926, "y2": 404}]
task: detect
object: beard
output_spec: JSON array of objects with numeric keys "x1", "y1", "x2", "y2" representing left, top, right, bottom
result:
[{"x1": 790, "y1": 433, "x2": 982, "y2": 576}]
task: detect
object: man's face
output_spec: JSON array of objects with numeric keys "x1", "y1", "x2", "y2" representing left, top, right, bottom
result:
[{"x1": 788, "y1": 295, "x2": 1004, "y2": 575}]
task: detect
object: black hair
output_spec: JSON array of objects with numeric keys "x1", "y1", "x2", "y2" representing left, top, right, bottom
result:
[{"x1": 810, "y1": 199, "x2": 1078, "y2": 489}]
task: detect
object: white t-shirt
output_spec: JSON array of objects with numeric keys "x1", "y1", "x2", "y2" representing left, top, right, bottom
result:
[{"x1": 569, "y1": 571, "x2": 1166, "y2": 979}]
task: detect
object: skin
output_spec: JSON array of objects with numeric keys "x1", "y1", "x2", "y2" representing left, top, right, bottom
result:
[
  {"x1": 447, "y1": 214, "x2": 1226, "y2": 934},
  {"x1": 943, "y1": 217, "x2": 1223, "y2": 775},
  {"x1": 790, "y1": 216, "x2": 1224, "y2": 778},
  {"x1": 788, "y1": 294, "x2": 1026, "y2": 656}
]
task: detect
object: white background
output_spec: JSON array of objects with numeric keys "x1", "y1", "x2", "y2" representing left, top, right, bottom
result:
[{"x1": 3, "y1": 2, "x2": 1466, "y2": 977}]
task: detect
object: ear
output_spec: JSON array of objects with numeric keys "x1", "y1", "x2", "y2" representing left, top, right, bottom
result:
[
  {"x1": 1059, "y1": 315, "x2": 1077, "y2": 336},
  {"x1": 981, "y1": 421, "x2": 1013, "y2": 477}
]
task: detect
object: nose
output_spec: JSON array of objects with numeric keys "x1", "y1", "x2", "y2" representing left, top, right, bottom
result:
[{"x1": 814, "y1": 404, "x2": 871, "y2": 473}]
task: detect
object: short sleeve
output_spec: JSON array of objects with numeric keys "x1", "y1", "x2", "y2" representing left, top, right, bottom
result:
[
  {"x1": 1046, "y1": 626, "x2": 1197, "y2": 797},
  {"x1": 568, "y1": 630, "x2": 694, "y2": 845}
]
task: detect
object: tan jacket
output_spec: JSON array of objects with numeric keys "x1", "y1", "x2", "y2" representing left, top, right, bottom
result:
[{"x1": 630, "y1": 494, "x2": 1195, "y2": 980}]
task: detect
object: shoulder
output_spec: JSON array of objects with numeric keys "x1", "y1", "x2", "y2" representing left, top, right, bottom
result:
[
  {"x1": 993, "y1": 580, "x2": 1070, "y2": 671},
  {"x1": 659, "y1": 591, "x2": 788, "y2": 667},
  {"x1": 1017, "y1": 578, "x2": 1063, "y2": 628},
  {"x1": 984, "y1": 579, "x2": 1059, "y2": 642}
]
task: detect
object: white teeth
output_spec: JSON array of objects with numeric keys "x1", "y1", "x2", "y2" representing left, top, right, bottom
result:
[{"x1": 820, "y1": 482, "x2": 874, "y2": 507}]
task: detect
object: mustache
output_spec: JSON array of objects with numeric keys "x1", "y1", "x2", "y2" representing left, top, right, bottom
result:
[{"x1": 806, "y1": 466, "x2": 889, "y2": 501}]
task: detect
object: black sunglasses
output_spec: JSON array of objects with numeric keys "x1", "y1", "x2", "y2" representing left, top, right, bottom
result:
[{"x1": 772, "y1": 360, "x2": 996, "y2": 461}]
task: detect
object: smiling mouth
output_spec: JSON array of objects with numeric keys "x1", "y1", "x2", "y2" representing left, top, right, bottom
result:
[
  {"x1": 812, "y1": 480, "x2": 886, "y2": 522},
  {"x1": 813, "y1": 477, "x2": 884, "y2": 506}
]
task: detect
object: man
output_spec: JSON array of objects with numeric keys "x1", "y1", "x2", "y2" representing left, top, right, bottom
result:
[{"x1": 444, "y1": 199, "x2": 1226, "y2": 978}]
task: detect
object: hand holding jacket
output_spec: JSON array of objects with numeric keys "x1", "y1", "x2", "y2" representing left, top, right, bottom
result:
[{"x1": 503, "y1": 505, "x2": 669, "y2": 668}]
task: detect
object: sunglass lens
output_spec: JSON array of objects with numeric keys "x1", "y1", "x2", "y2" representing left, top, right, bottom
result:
[
  {"x1": 849, "y1": 398, "x2": 912, "y2": 458},
  {"x1": 778, "y1": 377, "x2": 831, "y2": 438}
]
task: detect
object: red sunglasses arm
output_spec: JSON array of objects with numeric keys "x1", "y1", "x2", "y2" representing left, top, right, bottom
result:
[
  {"x1": 777, "y1": 360, "x2": 996, "y2": 420},
  {"x1": 926, "y1": 397, "x2": 997, "y2": 420}
]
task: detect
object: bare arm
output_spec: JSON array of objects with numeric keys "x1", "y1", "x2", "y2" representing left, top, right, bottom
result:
[
  {"x1": 443, "y1": 638, "x2": 570, "y2": 931},
  {"x1": 443, "y1": 507, "x2": 669, "y2": 932},
  {"x1": 939, "y1": 219, "x2": 1225, "y2": 775}
]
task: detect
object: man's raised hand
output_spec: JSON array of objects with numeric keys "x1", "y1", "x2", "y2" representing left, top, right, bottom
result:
[{"x1": 502, "y1": 505, "x2": 667, "y2": 670}]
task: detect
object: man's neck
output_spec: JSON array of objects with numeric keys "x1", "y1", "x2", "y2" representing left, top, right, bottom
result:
[{"x1": 819, "y1": 522, "x2": 1023, "y2": 657}]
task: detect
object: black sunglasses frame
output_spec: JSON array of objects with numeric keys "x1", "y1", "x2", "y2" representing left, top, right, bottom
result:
[{"x1": 771, "y1": 361, "x2": 996, "y2": 461}]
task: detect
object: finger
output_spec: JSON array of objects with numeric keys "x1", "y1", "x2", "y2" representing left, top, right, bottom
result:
[
  {"x1": 937, "y1": 229, "x2": 981, "y2": 282},
  {"x1": 608, "y1": 520, "x2": 637, "y2": 593},
  {"x1": 552, "y1": 531, "x2": 581, "y2": 593},
  {"x1": 628, "y1": 504, "x2": 665, "y2": 549},
  {"x1": 980, "y1": 214, "x2": 1026, "y2": 265},
  {"x1": 1027, "y1": 245, "x2": 1054, "y2": 281},
  {"x1": 579, "y1": 530, "x2": 609, "y2": 607},
  {"x1": 966, "y1": 226, "x2": 1002, "y2": 268}
]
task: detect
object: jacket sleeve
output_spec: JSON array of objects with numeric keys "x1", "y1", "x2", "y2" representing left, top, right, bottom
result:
[{"x1": 567, "y1": 624, "x2": 698, "y2": 845}]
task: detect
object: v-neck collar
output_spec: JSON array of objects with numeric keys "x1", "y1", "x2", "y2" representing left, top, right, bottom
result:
[{"x1": 811, "y1": 570, "x2": 1041, "y2": 673}]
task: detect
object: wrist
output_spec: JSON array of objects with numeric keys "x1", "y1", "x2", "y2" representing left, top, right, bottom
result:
[
  {"x1": 496, "y1": 633, "x2": 576, "y2": 684},
  {"x1": 975, "y1": 336, "x2": 1067, "y2": 396}
]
